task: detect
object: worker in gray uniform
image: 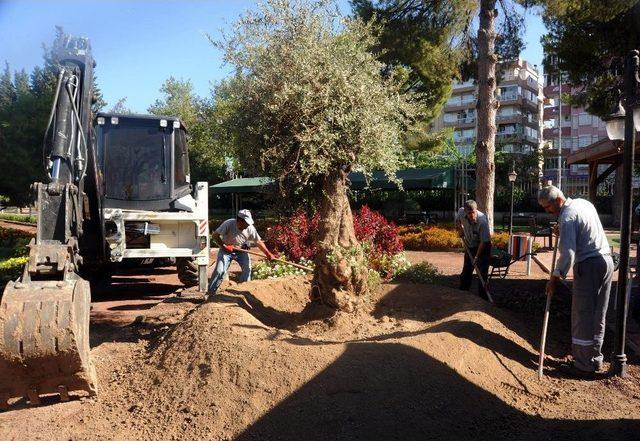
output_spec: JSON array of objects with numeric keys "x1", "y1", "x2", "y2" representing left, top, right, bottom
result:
[
  {"x1": 538, "y1": 185, "x2": 614, "y2": 378},
  {"x1": 455, "y1": 200, "x2": 492, "y2": 301}
]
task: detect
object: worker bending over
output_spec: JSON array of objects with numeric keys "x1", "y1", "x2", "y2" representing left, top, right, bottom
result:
[
  {"x1": 538, "y1": 185, "x2": 613, "y2": 378},
  {"x1": 456, "y1": 200, "x2": 492, "y2": 301},
  {"x1": 208, "y1": 209, "x2": 276, "y2": 296}
]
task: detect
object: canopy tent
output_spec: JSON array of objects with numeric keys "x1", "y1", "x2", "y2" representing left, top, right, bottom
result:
[{"x1": 209, "y1": 168, "x2": 466, "y2": 193}]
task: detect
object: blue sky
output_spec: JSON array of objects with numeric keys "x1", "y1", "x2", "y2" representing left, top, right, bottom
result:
[{"x1": 0, "y1": 0, "x2": 547, "y2": 113}]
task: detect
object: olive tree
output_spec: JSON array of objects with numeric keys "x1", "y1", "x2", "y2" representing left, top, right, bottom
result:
[{"x1": 214, "y1": 0, "x2": 419, "y2": 310}]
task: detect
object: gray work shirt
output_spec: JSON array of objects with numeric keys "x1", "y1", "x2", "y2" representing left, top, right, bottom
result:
[
  {"x1": 554, "y1": 198, "x2": 610, "y2": 279},
  {"x1": 456, "y1": 208, "x2": 491, "y2": 248},
  {"x1": 215, "y1": 219, "x2": 261, "y2": 247}
]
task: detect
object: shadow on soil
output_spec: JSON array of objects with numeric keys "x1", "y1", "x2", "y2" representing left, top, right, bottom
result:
[
  {"x1": 88, "y1": 266, "x2": 185, "y2": 348},
  {"x1": 236, "y1": 342, "x2": 639, "y2": 441},
  {"x1": 375, "y1": 274, "x2": 577, "y2": 360}
]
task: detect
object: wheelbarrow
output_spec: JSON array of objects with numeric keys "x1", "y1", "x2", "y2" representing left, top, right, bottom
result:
[{"x1": 489, "y1": 248, "x2": 537, "y2": 280}]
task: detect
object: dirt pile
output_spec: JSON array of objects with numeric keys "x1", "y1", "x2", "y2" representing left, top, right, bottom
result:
[{"x1": 2, "y1": 275, "x2": 639, "y2": 440}]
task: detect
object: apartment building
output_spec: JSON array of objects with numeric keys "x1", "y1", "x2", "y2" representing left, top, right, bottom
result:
[
  {"x1": 433, "y1": 59, "x2": 544, "y2": 166},
  {"x1": 542, "y1": 55, "x2": 609, "y2": 193}
]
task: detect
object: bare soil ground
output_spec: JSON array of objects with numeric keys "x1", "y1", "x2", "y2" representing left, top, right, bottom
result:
[{"x1": 1, "y1": 249, "x2": 639, "y2": 440}]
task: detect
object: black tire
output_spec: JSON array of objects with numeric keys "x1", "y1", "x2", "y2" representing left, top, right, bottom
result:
[{"x1": 177, "y1": 257, "x2": 199, "y2": 287}]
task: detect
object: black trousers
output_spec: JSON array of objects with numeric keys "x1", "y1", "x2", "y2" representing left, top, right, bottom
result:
[{"x1": 460, "y1": 243, "x2": 491, "y2": 301}]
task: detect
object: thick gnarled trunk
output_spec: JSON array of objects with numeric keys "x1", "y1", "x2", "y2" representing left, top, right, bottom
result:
[
  {"x1": 476, "y1": 0, "x2": 498, "y2": 233},
  {"x1": 313, "y1": 170, "x2": 369, "y2": 311}
]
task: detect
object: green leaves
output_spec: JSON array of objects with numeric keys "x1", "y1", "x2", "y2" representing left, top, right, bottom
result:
[
  {"x1": 214, "y1": 0, "x2": 420, "y2": 196},
  {"x1": 539, "y1": 0, "x2": 640, "y2": 116},
  {"x1": 148, "y1": 77, "x2": 230, "y2": 183}
]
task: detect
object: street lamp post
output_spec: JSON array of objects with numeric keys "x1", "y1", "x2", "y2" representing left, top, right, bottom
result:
[
  {"x1": 558, "y1": 71, "x2": 563, "y2": 191},
  {"x1": 604, "y1": 50, "x2": 640, "y2": 377},
  {"x1": 508, "y1": 161, "x2": 517, "y2": 236}
]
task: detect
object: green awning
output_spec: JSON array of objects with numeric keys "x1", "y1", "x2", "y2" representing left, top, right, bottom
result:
[
  {"x1": 209, "y1": 177, "x2": 275, "y2": 194},
  {"x1": 209, "y1": 168, "x2": 462, "y2": 193},
  {"x1": 348, "y1": 169, "x2": 453, "y2": 191}
]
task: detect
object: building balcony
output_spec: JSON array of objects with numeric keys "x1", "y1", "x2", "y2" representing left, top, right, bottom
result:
[
  {"x1": 543, "y1": 126, "x2": 572, "y2": 138},
  {"x1": 497, "y1": 133, "x2": 523, "y2": 142},
  {"x1": 543, "y1": 105, "x2": 572, "y2": 120},
  {"x1": 444, "y1": 119, "x2": 476, "y2": 129},
  {"x1": 454, "y1": 137, "x2": 476, "y2": 145},
  {"x1": 496, "y1": 114, "x2": 521, "y2": 123},
  {"x1": 443, "y1": 101, "x2": 476, "y2": 112},
  {"x1": 498, "y1": 93, "x2": 519, "y2": 102},
  {"x1": 451, "y1": 83, "x2": 476, "y2": 92},
  {"x1": 542, "y1": 147, "x2": 572, "y2": 157}
]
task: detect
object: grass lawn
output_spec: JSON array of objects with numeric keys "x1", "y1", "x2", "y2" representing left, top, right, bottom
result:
[{"x1": 607, "y1": 234, "x2": 621, "y2": 249}]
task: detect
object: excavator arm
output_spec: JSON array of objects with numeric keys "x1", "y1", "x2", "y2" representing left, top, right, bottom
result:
[{"x1": 0, "y1": 34, "x2": 99, "y2": 408}]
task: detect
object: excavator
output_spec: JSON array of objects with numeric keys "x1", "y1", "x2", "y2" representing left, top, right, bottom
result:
[{"x1": 0, "y1": 33, "x2": 209, "y2": 408}]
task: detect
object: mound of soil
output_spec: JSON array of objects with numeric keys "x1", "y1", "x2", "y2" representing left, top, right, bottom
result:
[{"x1": 2, "y1": 275, "x2": 639, "y2": 440}]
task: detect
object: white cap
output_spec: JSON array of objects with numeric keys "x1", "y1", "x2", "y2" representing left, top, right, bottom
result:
[{"x1": 237, "y1": 209, "x2": 254, "y2": 225}]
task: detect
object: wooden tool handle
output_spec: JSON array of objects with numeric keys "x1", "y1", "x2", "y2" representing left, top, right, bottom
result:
[
  {"x1": 537, "y1": 234, "x2": 559, "y2": 380},
  {"x1": 232, "y1": 247, "x2": 314, "y2": 272}
]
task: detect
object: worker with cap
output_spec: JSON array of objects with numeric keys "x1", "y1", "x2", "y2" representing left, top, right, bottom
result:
[
  {"x1": 455, "y1": 199, "x2": 492, "y2": 301},
  {"x1": 538, "y1": 185, "x2": 613, "y2": 378},
  {"x1": 208, "y1": 209, "x2": 277, "y2": 295}
]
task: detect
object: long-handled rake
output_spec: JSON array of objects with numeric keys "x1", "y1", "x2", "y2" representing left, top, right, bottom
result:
[
  {"x1": 537, "y1": 234, "x2": 560, "y2": 380},
  {"x1": 462, "y1": 239, "x2": 494, "y2": 303}
]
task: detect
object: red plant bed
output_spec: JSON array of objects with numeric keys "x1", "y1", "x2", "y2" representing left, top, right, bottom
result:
[{"x1": 265, "y1": 206, "x2": 403, "y2": 263}]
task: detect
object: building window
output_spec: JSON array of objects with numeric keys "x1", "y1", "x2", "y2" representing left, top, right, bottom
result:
[
  {"x1": 544, "y1": 157, "x2": 567, "y2": 170},
  {"x1": 498, "y1": 123, "x2": 521, "y2": 135},
  {"x1": 578, "y1": 135, "x2": 591, "y2": 148},
  {"x1": 444, "y1": 112, "x2": 457, "y2": 123},
  {"x1": 457, "y1": 144, "x2": 474, "y2": 156},
  {"x1": 524, "y1": 126, "x2": 538, "y2": 139},
  {"x1": 550, "y1": 138, "x2": 572, "y2": 149},
  {"x1": 499, "y1": 85, "x2": 519, "y2": 101},
  {"x1": 521, "y1": 89, "x2": 537, "y2": 103},
  {"x1": 578, "y1": 113, "x2": 592, "y2": 126},
  {"x1": 461, "y1": 93, "x2": 475, "y2": 104}
]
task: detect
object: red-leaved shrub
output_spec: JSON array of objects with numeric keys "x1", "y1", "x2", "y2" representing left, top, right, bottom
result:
[
  {"x1": 265, "y1": 206, "x2": 403, "y2": 264},
  {"x1": 264, "y1": 209, "x2": 320, "y2": 262},
  {"x1": 353, "y1": 206, "x2": 403, "y2": 256}
]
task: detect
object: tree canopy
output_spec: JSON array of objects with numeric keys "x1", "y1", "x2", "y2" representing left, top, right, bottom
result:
[
  {"x1": 213, "y1": 0, "x2": 422, "y2": 309},
  {"x1": 0, "y1": 27, "x2": 105, "y2": 206},
  {"x1": 215, "y1": 0, "x2": 420, "y2": 195},
  {"x1": 536, "y1": 0, "x2": 640, "y2": 116},
  {"x1": 148, "y1": 77, "x2": 230, "y2": 184}
]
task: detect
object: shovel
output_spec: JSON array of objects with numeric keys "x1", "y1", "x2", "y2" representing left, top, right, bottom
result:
[
  {"x1": 462, "y1": 239, "x2": 494, "y2": 303},
  {"x1": 537, "y1": 234, "x2": 560, "y2": 380},
  {"x1": 215, "y1": 246, "x2": 314, "y2": 272}
]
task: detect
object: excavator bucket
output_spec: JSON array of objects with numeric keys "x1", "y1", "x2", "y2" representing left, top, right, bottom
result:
[{"x1": 0, "y1": 278, "x2": 96, "y2": 408}]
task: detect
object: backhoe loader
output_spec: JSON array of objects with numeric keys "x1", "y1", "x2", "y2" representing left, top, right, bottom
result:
[{"x1": 0, "y1": 33, "x2": 209, "y2": 408}]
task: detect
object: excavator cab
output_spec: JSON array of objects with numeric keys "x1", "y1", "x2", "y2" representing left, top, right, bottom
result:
[
  {"x1": 96, "y1": 114, "x2": 209, "y2": 288},
  {"x1": 96, "y1": 114, "x2": 192, "y2": 211}
]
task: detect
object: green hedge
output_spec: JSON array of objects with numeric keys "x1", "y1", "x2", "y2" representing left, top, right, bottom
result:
[
  {"x1": 0, "y1": 213, "x2": 37, "y2": 224},
  {"x1": 0, "y1": 256, "x2": 27, "y2": 285}
]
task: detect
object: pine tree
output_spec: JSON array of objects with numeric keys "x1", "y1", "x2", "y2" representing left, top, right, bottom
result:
[
  {"x1": 353, "y1": 0, "x2": 528, "y2": 231},
  {"x1": 533, "y1": 0, "x2": 640, "y2": 116}
]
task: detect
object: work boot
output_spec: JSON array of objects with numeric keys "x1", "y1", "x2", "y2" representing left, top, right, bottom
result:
[{"x1": 557, "y1": 361, "x2": 598, "y2": 380}]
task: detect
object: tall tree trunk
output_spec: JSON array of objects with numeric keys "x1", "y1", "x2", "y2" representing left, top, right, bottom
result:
[
  {"x1": 313, "y1": 169, "x2": 369, "y2": 311},
  {"x1": 476, "y1": 0, "x2": 498, "y2": 233}
]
